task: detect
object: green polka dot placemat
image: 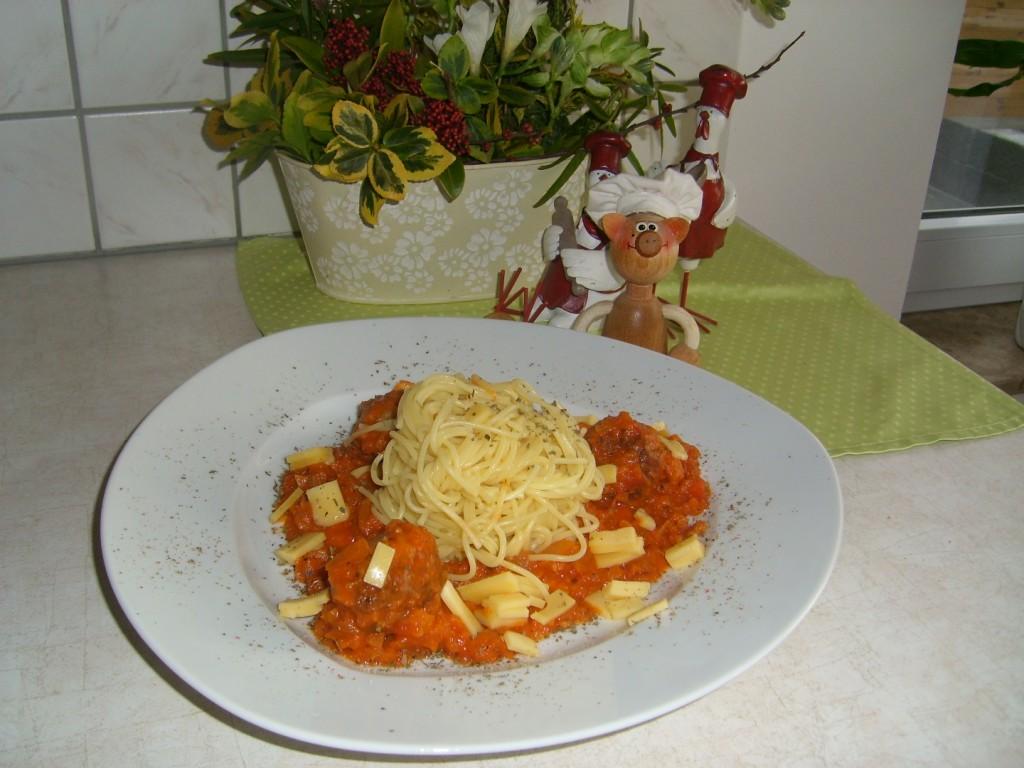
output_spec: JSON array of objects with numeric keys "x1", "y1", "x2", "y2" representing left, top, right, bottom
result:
[{"x1": 236, "y1": 225, "x2": 1024, "y2": 457}]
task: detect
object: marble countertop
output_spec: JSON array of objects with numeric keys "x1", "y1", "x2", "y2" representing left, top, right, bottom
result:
[{"x1": 3, "y1": 246, "x2": 1022, "y2": 767}]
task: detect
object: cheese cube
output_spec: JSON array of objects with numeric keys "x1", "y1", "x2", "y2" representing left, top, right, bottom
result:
[
  {"x1": 457, "y1": 572, "x2": 521, "y2": 604},
  {"x1": 277, "y1": 588, "x2": 330, "y2": 619},
  {"x1": 603, "y1": 580, "x2": 651, "y2": 599},
  {"x1": 275, "y1": 531, "x2": 326, "y2": 564},
  {"x1": 269, "y1": 486, "x2": 304, "y2": 524},
  {"x1": 363, "y1": 542, "x2": 396, "y2": 588},
  {"x1": 530, "y1": 589, "x2": 576, "y2": 626},
  {"x1": 441, "y1": 581, "x2": 483, "y2": 637},
  {"x1": 584, "y1": 591, "x2": 647, "y2": 620},
  {"x1": 659, "y1": 436, "x2": 688, "y2": 460},
  {"x1": 475, "y1": 593, "x2": 531, "y2": 629},
  {"x1": 285, "y1": 446, "x2": 334, "y2": 470},
  {"x1": 665, "y1": 535, "x2": 705, "y2": 570},
  {"x1": 503, "y1": 631, "x2": 540, "y2": 657},
  {"x1": 626, "y1": 598, "x2": 669, "y2": 626},
  {"x1": 588, "y1": 527, "x2": 641, "y2": 555},
  {"x1": 593, "y1": 547, "x2": 645, "y2": 568},
  {"x1": 583, "y1": 590, "x2": 612, "y2": 619},
  {"x1": 306, "y1": 479, "x2": 349, "y2": 526},
  {"x1": 634, "y1": 508, "x2": 656, "y2": 531},
  {"x1": 514, "y1": 573, "x2": 550, "y2": 599},
  {"x1": 481, "y1": 593, "x2": 531, "y2": 619},
  {"x1": 597, "y1": 464, "x2": 618, "y2": 483}
]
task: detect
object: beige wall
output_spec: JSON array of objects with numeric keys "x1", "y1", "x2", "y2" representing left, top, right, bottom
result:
[{"x1": 724, "y1": 0, "x2": 964, "y2": 316}]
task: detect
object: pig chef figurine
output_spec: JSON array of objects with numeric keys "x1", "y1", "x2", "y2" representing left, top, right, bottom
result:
[{"x1": 571, "y1": 168, "x2": 704, "y2": 364}]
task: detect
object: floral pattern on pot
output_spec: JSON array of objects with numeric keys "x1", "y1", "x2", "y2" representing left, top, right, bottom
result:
[{"x1": 277, "y1": 153, "x2": 586, "y2": 305}]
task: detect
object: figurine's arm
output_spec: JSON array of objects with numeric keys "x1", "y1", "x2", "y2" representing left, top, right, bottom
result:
[
  {"x1": 571, "y1": 300, "x2": 614, "y2": 334},
  {"x1": 711, "y1": 175, "x2": 737, "y2": 229},
  {"x1": 562, "y1": 248, "x2": 623, "y2": 292},
  {"x1": 662, "y1": 305, "x2": 701, "y2": 353},
  {"x1": 541, "y1": 225, "x2": 563, "y2": 262}
]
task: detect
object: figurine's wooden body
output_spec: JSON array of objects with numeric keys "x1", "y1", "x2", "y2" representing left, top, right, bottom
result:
[{"x1": 572, "y1": 212, "x2": 701, "y2": 364}]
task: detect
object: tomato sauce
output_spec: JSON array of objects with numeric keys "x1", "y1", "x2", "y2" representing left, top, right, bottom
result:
[{"x1": 273, "y1": 388, "x2": 710, "y2": 667}]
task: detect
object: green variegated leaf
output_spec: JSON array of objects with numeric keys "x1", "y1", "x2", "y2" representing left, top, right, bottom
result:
[
  {"x1": 452, "y1": 81, "x2": 481, "y2": 114},
  {"x1": 383, "y1": 126, "x2": 455, "y2": 181},
  {"x1": 499, "y1": 83, "x2": 539, "y2": 106},
  {"x1": 420, "y1": 69, "x2": 449, "y2": 101},
  {"x1": 281, "y1": 35, "x2": 327, "y2": 79},
  {"x1": 314, "y1": 145, "x2": 371, "y2": 182},
  {"x1": 224, "y1": 91, "x2": 278, "y2": 129},
  {"x1": 223, "y1": 131, "x2": 278, "y2": 179},
  {"x1": 438, "y1": 35, "x2": 470, "y2": 79},
  {"x1": 380, "y1": 0, "x2": 406, "y2": 53},
  {"x1": 584, "y1": 77, "x2": 611, "y2": 98},
  {"x1": 296, "y1": 82, "x2": 346, "y2": 113},
  {"x1": 280, "y1": 70, "x2": 316, "y2": 157},
  {"x1": 205, "y1": 48, "x2": 266, "y2": 67},
  {"x1": 201, "y1": 107, "x2": 246, "y2": 150},
  {"x1": 382, "y1": 93, "x2": 423, "y2": 126},
  {"x1": 330, "y1": 100, "x2": 379, "y2": 149},
  {"x1": 465, "y1": 77, "x2": 498, "y2": 105},
  {"x1": 534, "y1": 149, "x2": 586, "y2": 207},
  {"x1": 263, "y1": 33, "x2": 283, "y2": 106},
  {"x1": 433, "y1": 159, "x2": 465, "y2": 201},
  {"x1": 342, "y1": 49, "x2": 376, "y2": 89},
  {"x1": 282, "y1": 92, "x2": 312, "y2": 160},
  {"x1": 359, "y1": 179, "x2": 385, "y2": 226},
  {"x1": 304, "y1": 111, "x2": 335, "y2": 143},
  {"x1": 368, "y1": 148, "x2": 408, "y2": 201}
]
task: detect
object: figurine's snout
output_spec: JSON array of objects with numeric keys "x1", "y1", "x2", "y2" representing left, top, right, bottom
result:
[{"x1": 636, "y1": 230, "x2": 663, "y2": 257}]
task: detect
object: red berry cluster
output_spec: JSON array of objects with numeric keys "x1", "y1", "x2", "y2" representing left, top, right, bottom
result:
[
  {"x1": 361, "y1": 50, "x2": 425, "y2": 109},
  {"x1": 323, "y1": 18, "x2": 370, "y2": 84},
  {"x1": 378, "y1": 51, "x2": 423, "y2": 98},
  {"x1": 414, "y1": 99, "x2": 470, "y2": 156}
]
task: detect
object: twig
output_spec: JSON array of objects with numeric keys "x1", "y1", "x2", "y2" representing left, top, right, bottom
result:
[
  {"x1": 624, "y1": 31, "x2": 805, "y2": 135},
  {"x1": 745, "y1": 30, "x2": 806, "y2": 80}
]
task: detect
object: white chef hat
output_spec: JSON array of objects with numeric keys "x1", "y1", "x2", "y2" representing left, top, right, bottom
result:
[{"x1": 585, "y1": 167, "x2": 703, "y2": 223}]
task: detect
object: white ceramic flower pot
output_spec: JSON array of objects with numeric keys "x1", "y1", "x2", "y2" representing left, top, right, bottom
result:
[{"x1": 277, "y1": 152, "x2": 587, "y2": 305}]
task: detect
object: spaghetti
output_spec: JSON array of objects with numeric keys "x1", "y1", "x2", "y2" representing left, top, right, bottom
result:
[{"x1": 368, "y1": 374, "x2": 604, "y2": 581}]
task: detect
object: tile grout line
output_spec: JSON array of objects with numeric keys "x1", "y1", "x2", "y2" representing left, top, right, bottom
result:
[
  {"x1": 219, "y1": 0, "x2": 244, "y2": 240},
  {"x1": 0, "y1": 102, "x2": 214, "y2": 121},
  {"x1": 60, "y1": 0, "x2": 103, "y2": 253}
]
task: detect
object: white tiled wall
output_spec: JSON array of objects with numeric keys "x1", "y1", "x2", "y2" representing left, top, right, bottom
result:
[
  {"x1": 0, "y1": 0, "x2": 691, "y2": 264},
  {"x1": 0, "y1": 0, "x2": 296, "y2": 263}
]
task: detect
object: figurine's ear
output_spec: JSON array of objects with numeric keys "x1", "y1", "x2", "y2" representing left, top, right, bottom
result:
[
  {"x1": 664, "y1": 217, "x2": 691, "y2": 244},
  {"x1": 600, "y1": 212, "x2": 629, "y2": 242}
]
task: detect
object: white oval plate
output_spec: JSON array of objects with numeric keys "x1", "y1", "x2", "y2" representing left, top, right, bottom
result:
[{"x1": 100, "y1": 317, "x2": 841, "y2": 756}]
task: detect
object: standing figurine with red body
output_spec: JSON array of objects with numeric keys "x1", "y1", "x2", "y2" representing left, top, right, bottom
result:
[
  {"x1": 529, "y1": 131, "x2": 633, "y2": 325},
  {"x1": 678, "y1": 65, "x2": 748, "y2": 317}
]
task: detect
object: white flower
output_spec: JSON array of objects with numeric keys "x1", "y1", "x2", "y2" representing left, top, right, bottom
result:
[
  {"x1": 502, "y1": 0, "x2": 547, "y2": 64},
  {"x1": 457, "y1": 1, "x2": 499, "y2": 76}
]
